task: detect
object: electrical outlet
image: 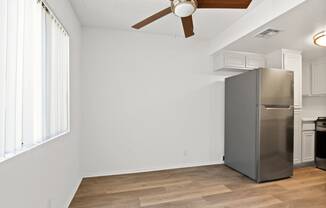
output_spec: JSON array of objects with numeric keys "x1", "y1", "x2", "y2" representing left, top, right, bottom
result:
[
  {"x1": 183, "y1": 150, "x2": 188, "y2": 157},
  {"x1": 47, "y1": 199, "x2": 53, "y2": 208}
]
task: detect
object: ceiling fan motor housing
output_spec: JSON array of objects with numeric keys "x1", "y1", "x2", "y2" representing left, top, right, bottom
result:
[{"x1": 171, "y1": 0, "x2": 198, "y2": 18}]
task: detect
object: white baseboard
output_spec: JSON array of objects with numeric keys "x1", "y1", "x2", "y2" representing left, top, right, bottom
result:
[
  {"x1": 83, "y1": 161, "x2": 224, "y2": 178},
  {"x1": 294, "y1": 159, "x2": 301, "y2": 165},
  {"x1": 294, "y1": 161, "x2": 315, "y2": 168},
  {"x1": 65, "y1": 176, "x2": 83, "y2": 208}
]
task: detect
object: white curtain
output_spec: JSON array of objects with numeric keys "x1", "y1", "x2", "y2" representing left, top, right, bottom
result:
[
  {"x1": 0, "y1": 0, "x2": 7, "y2": 158},
  {"x1": 22, "y1": 0, "x2": 44, "y2": 147},
  {"x1": 0, "y1": 0, "x2": 69, "y2": 158}
]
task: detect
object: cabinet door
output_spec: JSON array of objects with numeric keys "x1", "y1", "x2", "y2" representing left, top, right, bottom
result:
[
  {"x1": 312, "y1": 62, "x2": 326, "y2": 95},
  {"x1": 283, "y1": 52, "x2": 302, "y2": 108},
  {"x1": 294, "y1": 111, "x2": 302, "y2": 164},
  {"x1": 224, "y1": 52, "x2": 246, "y2": 69},
  {"x1": 246, "y1": 54, "x2": 265, "y2": 69},
  {"x1": 302, "y1": 62, "x2": 311, "y2": 96},
  {"x1": 302, "y1": 131, "x2": 315, "y2": 162}
]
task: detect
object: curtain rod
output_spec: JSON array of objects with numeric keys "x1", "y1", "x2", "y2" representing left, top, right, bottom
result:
[{"x1": 38, "y1": 0, "x2": 70, "y2": 37}]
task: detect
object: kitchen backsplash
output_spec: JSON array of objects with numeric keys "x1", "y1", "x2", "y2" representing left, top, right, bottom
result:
[{"x1": 302, "y1": 96, "x2": 326, "y2": 117}]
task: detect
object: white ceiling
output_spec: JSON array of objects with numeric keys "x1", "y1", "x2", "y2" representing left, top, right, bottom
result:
[
  {"x1": 69, "y1": 0, "x2": 265, "y2": 40},
  {"x1": 226, "y1": 0, "x2": 326, "y2": 60}
]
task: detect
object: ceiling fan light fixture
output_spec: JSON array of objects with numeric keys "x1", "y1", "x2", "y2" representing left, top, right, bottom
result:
[
  {"x1": 314, "y1": 31, "x2": 326, "y2": 47},
  {"x1": 172, "y1": 0, "x2": 197, "y2": 18}
]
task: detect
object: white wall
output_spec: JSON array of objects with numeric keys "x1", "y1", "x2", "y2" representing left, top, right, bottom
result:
[
  {"x1": 0, "y1": 0, "x2": 82, "y2": 207},
  {"x1": 81, "y1": 28, "x2": 225, "y2": 177}
]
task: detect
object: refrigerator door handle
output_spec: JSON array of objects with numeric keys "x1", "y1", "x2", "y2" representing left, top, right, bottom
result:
[{"x1": 262, "y1": 105, "x2": 293, "y2": 110}]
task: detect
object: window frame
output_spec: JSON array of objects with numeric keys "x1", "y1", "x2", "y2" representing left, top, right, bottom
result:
[{"x1": 0, "y1": 0, "x2": 71, "y2": 163}]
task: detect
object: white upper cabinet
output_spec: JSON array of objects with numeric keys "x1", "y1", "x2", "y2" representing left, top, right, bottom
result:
[
  {"x1": 213, "y1": 50, "x2": 265, "y2": 71},
  {"x1": 283, "y1": 51, "x2": 302, "y2": 109},
  {"x1": 302, "y1": 62, "x2": 311, "y2": 96},
  {"x1": 266, "y1": 49, "x2": 302, "y2": 109},
  {"x1": 223, "y1": 51, "x2": 246, "y2": 69},
  {"x1": 311, "y1": 61, "x2": 326, "y2": 95},
  {"x1": 301, "y1": 58, "x2": 326, "y2": 96},
  {"x1": 246, "y1": 54, "x2": 266, "y2": 69}
]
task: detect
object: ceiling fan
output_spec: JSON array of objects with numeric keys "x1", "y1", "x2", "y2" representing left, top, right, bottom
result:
[{"x1": 132, "y1": 0, "x2": 253, "y2": 38}]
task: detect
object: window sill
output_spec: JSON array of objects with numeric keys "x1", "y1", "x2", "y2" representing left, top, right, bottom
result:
[{"x1": 0, "y1": 131, "x2": 70, "y2": 164}]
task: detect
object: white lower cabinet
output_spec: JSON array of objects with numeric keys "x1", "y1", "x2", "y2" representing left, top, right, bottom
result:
[
  {"x1": 293, "y1": 110, "x2": 302, "y2": 164},
  {"x1": 302, "y1": 131, "x2": 315, "y2": 163}
]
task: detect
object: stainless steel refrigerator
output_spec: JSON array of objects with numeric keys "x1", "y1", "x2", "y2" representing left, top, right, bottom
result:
[{"x1": 225, "y1": 68, "x2": 294, "y2": 183}]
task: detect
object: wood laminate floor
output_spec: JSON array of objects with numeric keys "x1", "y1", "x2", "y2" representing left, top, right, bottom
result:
[{"x1": 69, "y1": 165, "x2": 326, "y2": 208}]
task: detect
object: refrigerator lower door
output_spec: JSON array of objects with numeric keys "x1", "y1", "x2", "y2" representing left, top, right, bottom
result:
[{"x1": 258, "y1": 105, "x2": 294, "y2": 182}]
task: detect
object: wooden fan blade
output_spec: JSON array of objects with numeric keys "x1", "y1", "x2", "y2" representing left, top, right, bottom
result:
[
  {"x1": 132, "y1": 7, "x2": 172, "y2": 29},
  {"x1": 181, "y1": 15, "x2": 194, "y2": 38},
  {"x1": 197, "y1": 0, "x2": 252, "y2": 9}
]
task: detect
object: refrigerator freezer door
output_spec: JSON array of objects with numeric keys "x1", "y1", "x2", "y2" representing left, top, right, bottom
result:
[
  {"x1": 258, "y1": 105, "x2": 294, "y2": 182},
  {"x1": 260, "y1": 69, "x2": 294, "y2": 106}
]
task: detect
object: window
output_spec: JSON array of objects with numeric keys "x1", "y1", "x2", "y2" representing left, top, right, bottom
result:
[{"x1": 0, "y1": 0, "x2": 69, "y2": 159}]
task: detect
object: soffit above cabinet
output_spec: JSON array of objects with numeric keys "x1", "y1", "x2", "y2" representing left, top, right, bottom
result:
[{"x1": 224, "y1": 0, "x2": 326, "y2": 60}]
